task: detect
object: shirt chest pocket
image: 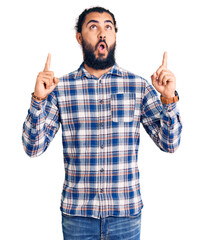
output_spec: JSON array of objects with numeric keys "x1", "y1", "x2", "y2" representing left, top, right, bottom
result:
[{"x1": 111, "y1": 93, "x2": 136, "y2": 122}]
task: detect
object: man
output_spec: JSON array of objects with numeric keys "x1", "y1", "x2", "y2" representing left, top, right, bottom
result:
[{"x1": 22, "y1": 6, "x2": 182, "y2": 240}]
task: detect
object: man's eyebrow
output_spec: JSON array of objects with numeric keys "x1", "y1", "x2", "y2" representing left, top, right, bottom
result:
[
  {"x1": 86, "y1": 20, "x2": 99, "y2": 26},
  {"x1": 104, "y1": 20, "x2": 113, "y2": 25},
  {"x1": 86, "y1": 19, "x2": 114, "y2": 26}
]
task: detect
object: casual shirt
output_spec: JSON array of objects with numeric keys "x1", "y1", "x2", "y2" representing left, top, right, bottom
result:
[{"x1": 22, "y1": 63, "x2": 182, "y2": 219}]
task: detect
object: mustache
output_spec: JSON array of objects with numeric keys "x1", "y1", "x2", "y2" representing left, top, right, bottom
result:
[{"x1": 95, "y1": 39, "x2": 108, "y2": 51}]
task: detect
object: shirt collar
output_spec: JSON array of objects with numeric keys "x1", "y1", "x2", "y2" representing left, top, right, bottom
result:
[{"x1": 74, "y1": 62, "x2": 123, "y2": 79}]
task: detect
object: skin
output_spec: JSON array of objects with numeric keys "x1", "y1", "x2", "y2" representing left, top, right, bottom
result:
[
  {"x1": 34, "y1": 12, "x2": 176, "y2": 101},
  {"x1": 34, "y1": 53, "x2": 59, "y2": 102}
]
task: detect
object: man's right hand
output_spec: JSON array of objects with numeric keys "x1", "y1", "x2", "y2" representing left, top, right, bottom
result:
[{"x1": 34, "y1": 53, "x2": 59, "y2": 101}]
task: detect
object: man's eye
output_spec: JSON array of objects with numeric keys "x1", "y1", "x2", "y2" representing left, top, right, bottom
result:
[
  {"x1": 106, "y1": 25, "x2": 112, "y2": 30},
  {"x1": 90, "y1": 25, "x2": 97, "y2": 29}
]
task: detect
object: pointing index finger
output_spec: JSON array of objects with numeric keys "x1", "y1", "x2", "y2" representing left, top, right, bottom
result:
[
  {"x1": 162, "y1": 51, "x2": 167, "y2": 68},
  {"x1": 43, "y1": 53, "x2": 51, "y2": 72}
]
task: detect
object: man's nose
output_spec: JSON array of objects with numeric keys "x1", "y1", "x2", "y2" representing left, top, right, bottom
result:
[
  {"x1": 99, "y1": 35, "x2": 106, "y2": 40},
  {"x1": 98, "y1": 29, "x2": 106, "y2": 40}
]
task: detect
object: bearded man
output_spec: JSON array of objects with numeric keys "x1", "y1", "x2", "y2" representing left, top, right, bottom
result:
[{"x1": 22, "y1": 6, "x2": 182, "y2": 240}]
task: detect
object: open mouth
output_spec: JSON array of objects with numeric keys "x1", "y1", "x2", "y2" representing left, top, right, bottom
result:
[
  {"x1": 97, "y1": 42, "x2": 107, "y2": 55},
  {"x1": 99, "y1": 42, "x2": 106, "y2": 50}
]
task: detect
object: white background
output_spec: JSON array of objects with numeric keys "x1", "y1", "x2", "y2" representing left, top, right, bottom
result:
[{"x1": 0, "y1": 0, "x2": 203, "y2": 239}]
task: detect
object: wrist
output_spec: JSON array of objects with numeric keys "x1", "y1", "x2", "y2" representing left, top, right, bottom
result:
[
  {"x1": 32, "y1": 92, "x2": 48, "y2": 102},
  {"x1": 161, "y1": 94, "x2": 175, "y2": 98},
  {"x1": 161, "y1": 91, "x2": 175, "y2": 98},
  {"x1": 160, "y1": 91, "x2": 179, "y2": 104}
]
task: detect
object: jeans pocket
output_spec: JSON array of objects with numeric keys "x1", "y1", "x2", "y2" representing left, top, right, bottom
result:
[
  {"x1": 128, "y1": 211, "x2": 142, "y2": 218},
  {"x1": 111, "y1": 93, "x2": 135, "y2": 122}
]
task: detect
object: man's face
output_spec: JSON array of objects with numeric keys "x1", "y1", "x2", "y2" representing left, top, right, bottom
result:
[{"x1": 76, "y1": 12, "x2": 117, "y2": 69}]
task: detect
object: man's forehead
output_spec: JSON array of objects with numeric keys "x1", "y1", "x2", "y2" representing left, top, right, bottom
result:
[{"x1": 84, "y1": 12, "x2": 114, "y2": 24}]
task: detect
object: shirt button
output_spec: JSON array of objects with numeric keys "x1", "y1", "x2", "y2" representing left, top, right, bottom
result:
[
  {"x1": 100, "y1": 188, "x2": 103, "y2": 193},
  {"x1": 99, "y1": 99, "x2": 103, "y2": 104},
  {"x1": 100, "y1": 144, "x2": 104, "y2": 149},
  {"x1": 100, "y1": 168, "x2": 104, "y2": 172},
  {"x1": 99, "y1": 80, "x2": 102, "y2": 84}
]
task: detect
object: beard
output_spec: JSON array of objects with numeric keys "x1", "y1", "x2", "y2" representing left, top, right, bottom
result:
[{"x1": 81, "y1": 37, "x2": 116, "y2": 70}]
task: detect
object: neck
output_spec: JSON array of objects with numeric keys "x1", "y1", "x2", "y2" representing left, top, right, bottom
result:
[{"x1": 83, "y1": 63, "x2": 113, "y2": 79}]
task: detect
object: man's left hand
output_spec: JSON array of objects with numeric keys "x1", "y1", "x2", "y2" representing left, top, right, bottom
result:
[{"x1": 151, "y1": 52, "x2": 176, "y2": 98}]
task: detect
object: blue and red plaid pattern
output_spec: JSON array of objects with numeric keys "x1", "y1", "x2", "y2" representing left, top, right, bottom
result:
[{"x1": 22, "y1": 63, "x2": 182, "y2": 219}]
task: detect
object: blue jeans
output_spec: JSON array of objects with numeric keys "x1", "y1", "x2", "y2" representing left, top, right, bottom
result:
[{"x1": 62, "y1": 212, "x2": 141, "y2": 240}]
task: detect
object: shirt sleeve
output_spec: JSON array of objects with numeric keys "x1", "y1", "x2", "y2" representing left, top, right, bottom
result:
[
  {"x1": 22, "y1": 92, "x2": 60, "y2": 157},
  {"x1": 140, "y1": 80, "x2": 182, "y2": 153}
]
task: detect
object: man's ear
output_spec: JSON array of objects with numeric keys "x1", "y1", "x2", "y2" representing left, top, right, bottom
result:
[{"x1": 76, "y1": 32, "x2": 82, "y2": 45}]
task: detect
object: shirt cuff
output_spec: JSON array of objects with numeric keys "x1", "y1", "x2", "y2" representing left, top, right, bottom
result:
[
  {"x1": 29, "y1": 97, "x2": 47, "y2": 118},
  {"x1": 162, "y1": 102, "x2": 181, "y2": 125}
]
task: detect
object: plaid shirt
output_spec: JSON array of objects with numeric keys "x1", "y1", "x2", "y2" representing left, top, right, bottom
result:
[{"x1": 22, "y1": 63, "x2": 182, "y2": 219}]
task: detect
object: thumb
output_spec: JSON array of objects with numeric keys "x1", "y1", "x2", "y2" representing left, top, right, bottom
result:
[
  {"x1": 53, "y1": 77, "x2": 59, "y2": 85},
  {"x1": 151, "y1": 72, "x2": 157, "y2": 83}
]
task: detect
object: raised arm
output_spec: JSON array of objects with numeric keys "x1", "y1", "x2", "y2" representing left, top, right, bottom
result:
[
  {"x1": 141, "y1": 52, "x2": 182, "y2": 153},
  {"x1": 22, "y1": 54, "x2": 60, "y2": 157}
]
